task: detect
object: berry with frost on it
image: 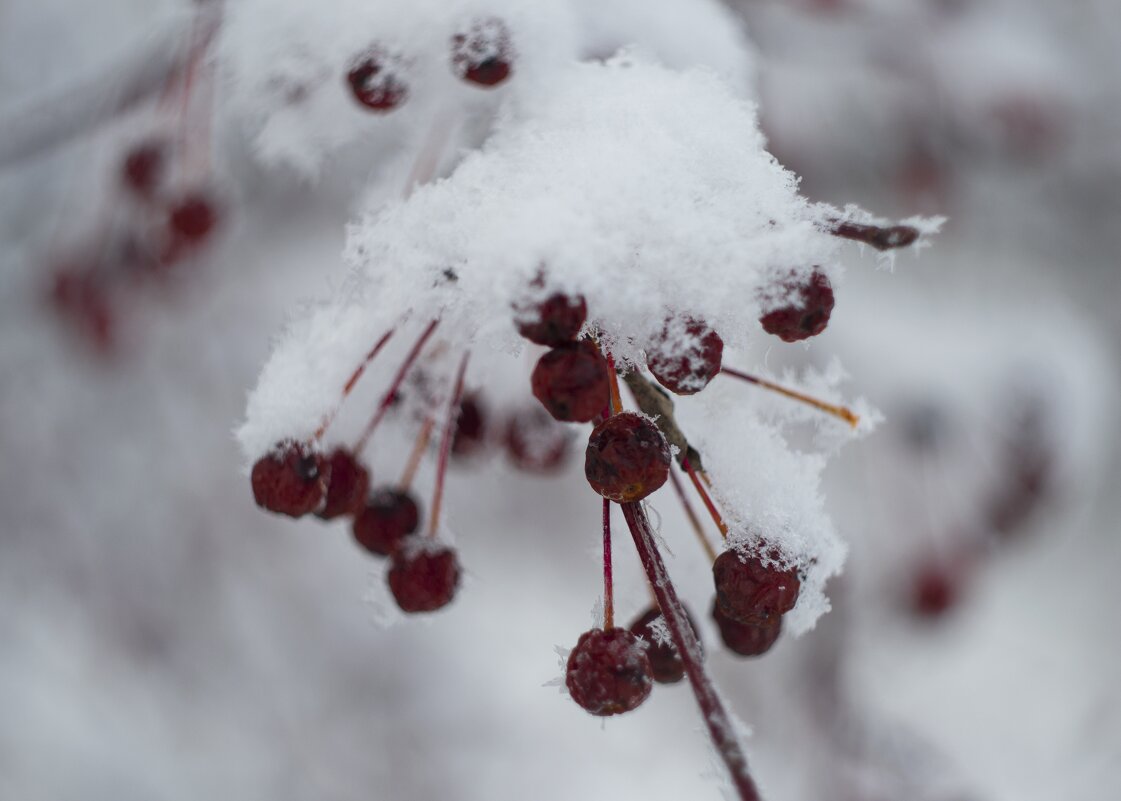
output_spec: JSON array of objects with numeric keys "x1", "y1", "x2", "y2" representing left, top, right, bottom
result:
[
  {"x1": 451, "y1": 17, "x2": 514, "y2": 88},
  {"x1": 352, "y1": 488, "x2": 421, "y2": 557},
  {"x1": 251, "y1": 440, "x2": 330, "y2": 518},
  {"x1": 628, "y1": 605, "x2": 701, "y2": 684},
  {"x1": 513, "y1": 290, "x2": 587, "y2": 347},
  {"x1": 565, "y1": 627, "x2": 653, "y2": 716},
  {"x1": 712, "y1": 548, "x2": 801, "y2": 625},
  {"x1": 531, "y1": 340, "x2": 609, "y2": 423},
  {"x1": 585, "y1": 411, "x2": 671, "y2": 503},
  {"x1": 646, "y1": 316, "x2": 723, "y2": 396},
  {"x1": 347, "y1": 46, "x2": 409, "y2": 112},
  {"x1": 388, "y1": 539, "x2": 460, "y2": 613},
  {"x1": 759, "y1": 269, "x2": 835, "y2": 343}
]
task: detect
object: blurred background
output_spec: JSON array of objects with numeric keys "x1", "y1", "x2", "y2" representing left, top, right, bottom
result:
[{"x1": 1, "y1": 1, "x2": 1118, "y2": 800}]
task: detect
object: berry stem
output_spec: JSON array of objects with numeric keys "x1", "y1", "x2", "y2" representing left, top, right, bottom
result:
[
  {"x1": 602, "y1": 498, "x2": 615, "y2": 629},
  {"x1": 398, "y1": 416, "x2": 436, "y2": 491},
  {"x1": 427, "y1": 351, "x2": 470, "y2": 538},
  {"x1": 827, "y1": 218, "x2": 919, "y2": 251},
  {"x1": 315, "y1": 327, "x2": 396, "y2": 440},
  {"x1": 605, "y1": 352, "x2": 623, "y2": 416},
  {"x1": 669, "y1": 466, "x2": 717, "y2": 563},
  {"x1": 404, "y1": 110, "x2": 457, "y2": 198},
  {"x1": 354, "y1": 320, "x2": 439, "y2": 454},
  {"x1": 619, "y1": 502, "x2": 762, "y2": 801},
  {"x1": 683, "y1": 457, "x2": 729, "y2": 538},
  {"x1": 721, "y1": 367, "x2": 859, "y2": 428}
]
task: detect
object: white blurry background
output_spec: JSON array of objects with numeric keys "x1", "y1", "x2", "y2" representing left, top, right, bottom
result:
[{"x1": 1, "y1": 1, "x2": 1118, "y2": 800}]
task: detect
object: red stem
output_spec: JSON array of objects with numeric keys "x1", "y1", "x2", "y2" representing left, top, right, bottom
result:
[
  {"x1": 620, "y1": 502, "x2": 761, "y2": 801},
  {"x1": 602, "y1": 499, "x2": 614, "y2": 629},
  {"x1": 683, "y1": 457, "x2": 729, "y2": 538},
  {"x1": 353, "y1": 320, "x2": 439, "y2": 454},
  {"x1": 427, "y1": 351, "x2": 470, "y2": 538},
  {"x1": 669, "y1": 467, "x2": 718, "y2": 563},
  {"x1": 315, "y1": 327, "x2": 396, "y2": 441}
]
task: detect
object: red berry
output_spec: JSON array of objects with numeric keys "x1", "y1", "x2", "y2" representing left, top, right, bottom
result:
[
  {"x1": 585, "y1": 412, "x2": 671, "y2": 503},
  {"x1": 388, "y1": 540, "x2": 460, "y2": 613},
  {"x1": 250, "y1": 441, "x2": 330, "y2": 518},
  {"x1": 759, "y1": 269, "x2": 834, "y2": 342},
  {"x1": 451, "y1": 17, "x2": 514, "y2": 88},
  {"x1": 504, "y1": 405, "x2": 572, "y2": 474},
  {"x1": 628, "y1": 605, "x2": 701, "y2": 684},
  {"x1": 565, "y1": 627, "x2": 653, "y2": 716},
  {"x1": 711, "y1": 599, "x2": 782, "y2": 657},
  {"x1": 451, "y1": 392, "x2": 488, "y2": 458},
  {"x1": 531, "y1": 340, "x2": 609, "y2": 423},
  {"x1": 316, "y1": 449, "x2": 370, "y2": 520},
  {"x1": 49, "y1": 267, "x2": 115, "y2": 351},
  {"x1": 352, "y1": 488, "x2": 421, "y2": 556},
  {"x1": 513, "y1": 291, "x2": 587, "y2": 346},
  {"x1": 910, "y1": 562, "x2": 960, "y2": 619},
  {"x1": 121, "y1": 140, "x2": 167, "y2": 198},
  {"x1": 347, "y1": 47, "x2": 408, "y2": 112},
  {"x1": 712, "y1": 548, "x2": 800, "y2": 625},
  {"x1": 646, "y1": 316, "x2": 724, "y2": 395},
  {"x1": 168, "y1": 193, "x2": 219, "y2": 246}
]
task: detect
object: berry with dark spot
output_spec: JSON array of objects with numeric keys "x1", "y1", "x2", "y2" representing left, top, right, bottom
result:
[
  {"x1": 352, "y1": 488, "x2": 421, "y2": 557},
  {"x1": 504, "y1": 405, "x2": 572, "y2": 474},
  {"x1": 251, "y1": 441, "x2": 330, "y2": 518},
  {"x1": 646, "y1": 316, "x2": 723, "y2": 395},
  {"x1": 347, "y1": 47, "x2": 409, "y2": 112},
  {"x1": 585, "y1": 412, "x2": 671, "y2": 503},
  {"x1": 121, "y1": 140, "x2": 167, "y2": 198},
  {"x1": 712, "y1": 548, "x2": 800, "y2": 625},
  {"x1": 531, "y1": 340, "x2": 609, "y2": 423},
  {"x1": 628, "y1": 605, "x2": 701, "y2": 684},
  {"x1": 759, "y1": 269, "x2": 834, "y2": 343},
  {"x1": 565, "y1": 627, "x2": 653, "y2": 716},
  {"x1": 316, "y1": 449, "x2": 371, "y2": 520},
  {"x1": 451, "y1": 17, "x2": 514, "y2": 88},
  {"x1": 514, "y1": 291, "x2": 587, "y2": 346},
  {"x1": 451, "y1": 392, "x2": 487, "y2": 458},
  {"x1": 711, "y1": 599, "x2": 782, "y2": 657},
  {"x1": 388, "y1": 540, "x2": 460, "y2": 613}
]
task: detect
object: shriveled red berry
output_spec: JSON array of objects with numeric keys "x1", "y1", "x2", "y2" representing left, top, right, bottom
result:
[
  {"x1": 531, "y1": 340, "x2": 609, "y2": 423},
  {"x1": 251, "y1": 441, "x2": 330, "y2": 518},
  {"x1": 646, "y1": 316, "x2": 723, "y2": 395},
  {"x1": 388, "y1": 540, "x2": 460, "y2": 613},
  {"x1": 316, "y1": 449, "x2": 370, "y2": 520},
  {"x1": 451, "y1": 393, "x2": 487, "y2": 458},
  {"x1": 711, "y1": 599, "x2": 782, "y2": 657},
  {"x1": 450, "y1": 17, "x2": 514, "y2": 88},
  {"x1": 168, "y1": 193, "x2": 218, "y2": 245},
  {"x1": 712, "y1": 548, "x2": 800, "y2": 625},
  {"x1": 513, "y1": 291, "x2": 587, "y2": 346},
  {"x1": 347, "y1": 47, "x2": 408, "y2": 111},
  {"x1": 759, "y1": 269, "x2": 834, "y2": 342},
  {"x1": 565, "y1": 627, "x2": 653, "y2": 716},
  {"x1": 628, "y1": 605, "x2": 701, "y2": 684},
  {"x1": 121, "y1": 140, "x2": 166, "y2": 198},
  {"x1": 504, "y1": 405, "x2": 572, "y2": 474},
  {"x1": 585, "y1": 412, "x2": 671, "y2": 503},
  {"x1": 352, "y1": 488, "x2": 421, "y2": 557}
]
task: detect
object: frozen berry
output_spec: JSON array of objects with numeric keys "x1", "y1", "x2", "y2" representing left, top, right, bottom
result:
[
  {"x1": 911, "y1": 564, "x2": 959, "y2": 618},
  {"x1": 628, "y1": 605, "x2": 701, "y2": 684},
  {"x1": 565, "y1": 627, "x2": 653, "y2": 716},
  {"x1": 504, "y1": 405, "x2": 572, "y2": 474},
  {"x1": 251, "y1": 441, "x2": 330, "y2": 518},
  {"x1": 316, "y1": 449, "x2": 370, "y2": 520},
  {"x1": 388, "y1": 540, "x2": 460, "y2": 613},
  {"x1": 646, "y1": 316, "x2": 723, "y2": 395},
  {"x1": 759, "y1": 269, "x2": 834, "y2": 343},
  {"x1": 121, "y1": 140, "x2": 166, "y2": 198},
  {"x1": 585, "y1": 412, "x2": 671, "y2": 503},
  {"x1": 451, "y1": 393, "x2": 487, "y2": 458},
  {"x1": 514, "y1": 291, "x2": 587, "y2": 346},
  {"x1": 451, "y1": 17, "x2": 514, "y2": 88},
  {"x1": 347, "y1": 47, "x2": 408, "y2": 111},
  {"x1": 531, "y1": 340, "x2": 609, "y2": 423},
  {"x1": 712, "y1": 549, "x2": 800, "y2": 625},
  {"x1": 711, "y1": 599, "x2": 782, "y2": 657},
  {"x1": 352, "y1": 488, "x2": 421, "y2": 556},
  {"x1": 168, "y1": 193, "x2": 218, "y2": 245}
]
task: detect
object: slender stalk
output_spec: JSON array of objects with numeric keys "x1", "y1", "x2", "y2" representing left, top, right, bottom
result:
[
  {"x1": 353, "y1": 320, "x2": 439, "y2": 454},
  {"x1": 669, "y1": 467, "x2": 718, "y2": 563},
  {"x1": 605, "y1": 353, "x2": 623, "y2": 416},
  {"x1": 314, "y1": 328, "x2": 396, "y2": 440},
  {"x1": 721, "y1": 367, "x2": 859, "y2": 428},
  {"x1": 827, "y1": 219, "x2": 919, "y2": 251},
  {"x1": 427, "y1": 351, "x2": 470, "y2": 538},
  {"x1": 398, "y1": 417, "x2": 436, "y2": 491},
  {"x1": 620, "y1": 502, "x2": 761, "y2": 801},
  {"x1": 602, "y1": 499, "x2": 614, "y2": 629},
  {"x1": 683, "y1": 457, "x2": 729, "y2": 538}
]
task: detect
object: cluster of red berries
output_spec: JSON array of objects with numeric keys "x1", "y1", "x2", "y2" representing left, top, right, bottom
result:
[{"x1": 347, "y1": 17, "x2": 514, "y2": 113}]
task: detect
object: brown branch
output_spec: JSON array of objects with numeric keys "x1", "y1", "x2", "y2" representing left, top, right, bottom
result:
[
  {"x1": 827, "y1": 219, "x2": 920, "y2": 251},
  {"x1": 621, "y1": 370, "x2": 704, "y2": 472}
]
